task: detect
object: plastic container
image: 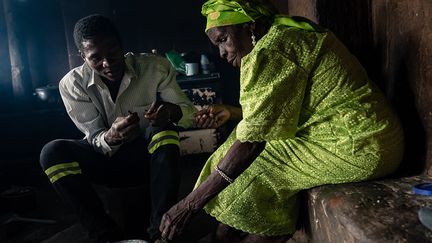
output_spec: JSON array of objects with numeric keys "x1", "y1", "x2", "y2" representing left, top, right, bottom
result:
[{"x1": 200, "y1": 54, "x2": 210, "y2": 74}]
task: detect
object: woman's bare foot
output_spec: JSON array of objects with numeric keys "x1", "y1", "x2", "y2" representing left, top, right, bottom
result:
[
  {"x1": 215, "y1": 223, "x2": 242, "y2": 242},
  {"x1": 198, "y1": 222, "x2": 291, "y2": 243},
  {"x1": 198, "y1": 223, "x2": 242, "y2": 243},
  {"x1": 240, "y1": 234, "x2": 292, "y2": 243}
]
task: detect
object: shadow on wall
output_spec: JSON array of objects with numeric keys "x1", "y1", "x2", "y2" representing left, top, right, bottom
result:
[
  {"x1": 391, "y1": 50, "x2": 426, "y2": 176},
  {"x1": 371, "y1": 1, "x2": 432, "y2": 176},
  {"x1": 316, "y1": 0, "x2": 380, "y2": 84},
  {"x1": 316, "y1": 0, "x2": 427, "y2": 176}
]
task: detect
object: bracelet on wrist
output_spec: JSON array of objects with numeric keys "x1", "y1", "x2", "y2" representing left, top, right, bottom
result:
[{"x1": 215, "y1": 165, "x2": 234, "y2": 184}]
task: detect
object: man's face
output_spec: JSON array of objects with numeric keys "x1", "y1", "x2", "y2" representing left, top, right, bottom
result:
[
  {"x1": 80, "y1": 37, "x2": 125, "y2": 82},
  {"x1": 207, "y1": 24, "x2": 254, "y2": 68}
]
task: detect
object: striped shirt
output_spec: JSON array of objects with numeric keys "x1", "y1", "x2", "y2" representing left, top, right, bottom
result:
[{"x1": 59, "y1": 52, "x2": 196, "y2": 156}]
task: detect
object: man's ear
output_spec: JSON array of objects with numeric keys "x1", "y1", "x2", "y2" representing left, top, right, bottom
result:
[{"x1": 79, "y1": 50, "x2": 85, "y2": 60}]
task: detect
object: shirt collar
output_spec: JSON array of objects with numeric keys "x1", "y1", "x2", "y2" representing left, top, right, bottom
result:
[
  {"x1": 122, "y1": 54, "x2": 137, "y2": 85},
  {"x1": 85, "y1": 54, "x2": 137, "y2": 89}
]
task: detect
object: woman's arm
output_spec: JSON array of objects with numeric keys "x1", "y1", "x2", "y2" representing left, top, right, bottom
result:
[
  {"x1": 223, "y1": 104, "x2": 243, "y2": 121},
  {"x1": 159, "y1": 139, "x2": 265, "y2": 240}
]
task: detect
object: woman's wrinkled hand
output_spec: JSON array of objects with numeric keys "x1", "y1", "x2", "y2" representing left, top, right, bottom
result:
[
  {"x1": 159, "y1": 198, "x2": 199, "y2": 241},
  {"x1": 194, "y1": 104, "x2": 231, "y2": 128},
  {"x1": 105, "y1": 112, "x2": 140, "y2": 145}
]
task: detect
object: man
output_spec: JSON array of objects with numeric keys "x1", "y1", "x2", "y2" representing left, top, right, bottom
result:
[{"x1": 39, "y1": 14, "x2": 196, "y2": 243}]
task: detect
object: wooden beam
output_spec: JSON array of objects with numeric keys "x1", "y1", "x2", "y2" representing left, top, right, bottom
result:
[{"x1": 2, "y1": 0, "x2": 33, "y2": 106}]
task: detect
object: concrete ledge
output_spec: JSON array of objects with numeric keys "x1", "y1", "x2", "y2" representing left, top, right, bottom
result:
[
  {"x1": 179, "y1": 128, "x2": 219, "y2": 156},
  {"x1": 307, "y1": 175, "x2": 432, "y2": 243}
]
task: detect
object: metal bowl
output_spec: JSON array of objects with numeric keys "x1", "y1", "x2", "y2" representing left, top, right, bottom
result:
[
  {"x1": 0, "y1": 186, "x2": 36, "y2": 213},
  {"x1": 113, "y1": 240, "x2": 149, "y2": 243},
  {"x1": 34, "y1": 85, "x2": 61, "y2": 103}
]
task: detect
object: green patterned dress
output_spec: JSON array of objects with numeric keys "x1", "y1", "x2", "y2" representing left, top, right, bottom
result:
[{"x1": 195, "y1": 24, "x2": 403, "y2": 236}]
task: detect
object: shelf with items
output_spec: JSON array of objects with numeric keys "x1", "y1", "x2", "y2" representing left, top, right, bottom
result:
[
  {"x1": 177, "y1": 72, "x2": 222, "y2": 110},
  {"x1": 177, "y1": 72, "x2": 224, "y2": 156},
  {"x1": 176, "y1": 72, "x2": 221, "y2": 91}
]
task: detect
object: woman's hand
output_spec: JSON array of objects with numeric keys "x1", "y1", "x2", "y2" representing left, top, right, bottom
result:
[
  {"x1": 159, "y1": 140, "x2": 266, "y2": 241},
  {"x1": 159, "y1": 197, "x2": 199, "y2": 241},
  {"x1": 144, "y1": 101, "x2": 182, "y2": 127},
  {"x1": 194, "y1": 104, "x2": 231, "y2": 128}
]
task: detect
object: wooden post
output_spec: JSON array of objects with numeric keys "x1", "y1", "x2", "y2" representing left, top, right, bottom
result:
[
  {"x1": 0, "y1": 1, "x2": 13, "y2": 112},
  {"x1": 59, "y1": 0, "x2": 80, "y2": 69},
  {"x1": 3, "y1": 0, "x2": 32, "y2": 107}
]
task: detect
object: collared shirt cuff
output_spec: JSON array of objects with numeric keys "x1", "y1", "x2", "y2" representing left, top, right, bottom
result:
[{"x1": 100, "y1": 131, "x2": 122, "y2": 157}]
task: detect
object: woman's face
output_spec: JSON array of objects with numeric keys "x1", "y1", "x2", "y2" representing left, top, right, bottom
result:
[{"x1": 207, "y1": 24, "x2": 254, "y2": 68}]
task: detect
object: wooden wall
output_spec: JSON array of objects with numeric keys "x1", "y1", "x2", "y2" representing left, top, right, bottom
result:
[{"x1": 287, "y1": 0, "x2": 432, "y2": 175}]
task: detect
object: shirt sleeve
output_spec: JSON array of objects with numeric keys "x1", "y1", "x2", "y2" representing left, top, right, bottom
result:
[
  {"x1": 59, "y1": 74, "x2": 115, "y2": 155},
  {"x1": 156, "y1": 59, "x2": 197, "y2": 128},
  {"x1": 236, "y1": 48, "x2": 309, "y2": 142}
]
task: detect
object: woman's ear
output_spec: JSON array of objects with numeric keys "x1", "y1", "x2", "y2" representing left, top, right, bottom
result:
[
  {"x1": 79, "y1": 50, "x2": 85, "y2": 60},
  {"x1": 244, "y1": 22, "x2": 256, "y2": 33},
  {"x1": 244, "y1": 22, "x2": 257, "y2": 46}
]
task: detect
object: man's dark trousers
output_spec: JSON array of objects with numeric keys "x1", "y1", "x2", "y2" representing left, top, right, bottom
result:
[{"x1": 39, "y1": 125, "x2": 180, "y2": 242}]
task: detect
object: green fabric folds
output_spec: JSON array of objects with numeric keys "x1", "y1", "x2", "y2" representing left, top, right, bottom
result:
[{"x1": 194, "y1": 24, "x2": 404, "y2": 236}]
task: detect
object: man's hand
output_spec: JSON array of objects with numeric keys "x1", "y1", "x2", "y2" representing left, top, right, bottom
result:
[
  {"x1": 104, "y1": 112, "x2": 140, "y2": 146},
  {"x1": 144, "y1": 101, "x2": 182, "y2": 127}
]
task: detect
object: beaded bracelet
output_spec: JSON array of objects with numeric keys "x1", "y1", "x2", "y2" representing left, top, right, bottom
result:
[{"x1": 215, "y1": 165, "x2": 234, "y2": 184}]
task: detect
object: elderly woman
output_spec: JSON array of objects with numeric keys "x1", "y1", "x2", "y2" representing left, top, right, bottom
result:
[{"x1": 159, "y1": 0, "x2": 404, "y2": 242}]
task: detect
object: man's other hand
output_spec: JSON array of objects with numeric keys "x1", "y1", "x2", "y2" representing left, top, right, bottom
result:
[{"x1": 105, "y1": 112, "x2": 140, "y2": 145}]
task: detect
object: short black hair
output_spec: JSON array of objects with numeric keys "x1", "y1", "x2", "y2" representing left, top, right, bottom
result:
[{"x1": 73, "y1": 14, "x2": 122, "y2": 51}]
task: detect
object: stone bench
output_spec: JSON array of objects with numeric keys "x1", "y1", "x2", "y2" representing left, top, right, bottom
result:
[{"x1": 305, "y1": 175, "x2": 432, "y2": 242}]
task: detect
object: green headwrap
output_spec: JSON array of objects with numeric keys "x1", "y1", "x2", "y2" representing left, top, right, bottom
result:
[
  {"x1": 202, "y1": 0, "x2": 321, "y2": 32},
  {"x1": 202, "y1": 0, "x2": 274, "y2": 32}
]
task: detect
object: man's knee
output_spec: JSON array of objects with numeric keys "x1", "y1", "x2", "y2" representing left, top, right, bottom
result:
[
  {"x1": 39, "y1": 139, "x2": 76, "y2": 169},
  {"x1": 40, "y1": 139, "x2": 84, "y2": 184}
]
